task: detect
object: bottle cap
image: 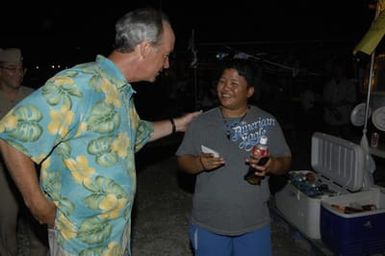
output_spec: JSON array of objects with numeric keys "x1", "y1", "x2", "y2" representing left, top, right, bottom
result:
[{"x1": 260, "y1": 135, "x2": 268, "y2": 145}]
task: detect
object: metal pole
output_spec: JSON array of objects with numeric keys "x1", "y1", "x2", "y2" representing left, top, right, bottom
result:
[
  {"x1": 363, "y1": 3, "x2": 381, "y2": 134},
  {"x1": 363, "y1": 52, "x2": 376, "y2": 133}
]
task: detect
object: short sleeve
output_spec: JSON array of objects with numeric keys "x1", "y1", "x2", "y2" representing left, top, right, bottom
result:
[{"x1": 0, "y1": 74, "x2": 83, "y2": 164}]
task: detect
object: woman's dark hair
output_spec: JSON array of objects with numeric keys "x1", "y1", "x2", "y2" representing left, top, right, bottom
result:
[{"x1": 220, "y1": 59, "x2": 261, "y2": 88}]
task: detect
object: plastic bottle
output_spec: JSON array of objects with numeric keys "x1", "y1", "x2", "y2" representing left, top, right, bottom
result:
[
  {"x1": 244, "y1": 135, "x2": 270, "y2": 185},
  {"x1": 371, "y1": 132, "x2": 379, "y2": 148}
]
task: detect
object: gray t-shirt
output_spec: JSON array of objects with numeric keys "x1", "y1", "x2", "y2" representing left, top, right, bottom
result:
[{"x1": 176, "y1": 106, "x2": 291, "y2": 236}]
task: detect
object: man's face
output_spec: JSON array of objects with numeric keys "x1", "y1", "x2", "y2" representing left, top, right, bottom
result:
[
  {"x1": 144, "y1": 22, "x2": 175, "y2": 82},
  {"x1": 0, "y1": 63, "x2": 25, "y2": 90}
]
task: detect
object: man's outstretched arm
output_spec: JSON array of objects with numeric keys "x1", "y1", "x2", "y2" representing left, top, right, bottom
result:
[{"x1": 150, "y1": 111, "x2": 201, "y2": 141}]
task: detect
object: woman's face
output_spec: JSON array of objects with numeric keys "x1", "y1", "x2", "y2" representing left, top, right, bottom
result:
[{"x1": 217, "y1": 68, "x2": 254, "y2": 111}]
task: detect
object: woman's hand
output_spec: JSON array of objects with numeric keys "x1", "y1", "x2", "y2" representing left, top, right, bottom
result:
[{"x1": 199, "y1": 153, "x2": 225, "y2": 171}]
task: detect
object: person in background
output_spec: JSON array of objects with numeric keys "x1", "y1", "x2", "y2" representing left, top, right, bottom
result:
[
  {"x1": 176, "y1": 59, "x2": 291, "y2": 256},
  {"x1": 0, "y1": 8, "x2": 200, "y2": 256},
  {"x1": 0, "y1": 48, "x2": 48, "y2": 256},
  {"x1": 322, "y1": 58, "x2": 357, "y2": 139}
]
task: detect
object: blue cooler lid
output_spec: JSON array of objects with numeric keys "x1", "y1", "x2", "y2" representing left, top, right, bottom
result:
[{"x1": 311, "y1": 132, "x2": 364, "y2": 191}]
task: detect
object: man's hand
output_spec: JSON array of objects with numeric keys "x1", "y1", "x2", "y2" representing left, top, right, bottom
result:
[
  {"x1": 150, "y1": 111, "x2": 202, "y2": 141},
  {"x1": 28, "y1": 194, "x2": 57, "y2": 227},
  {"x1": 174, "y1": 110, "x2": 202, "y2": 132}
]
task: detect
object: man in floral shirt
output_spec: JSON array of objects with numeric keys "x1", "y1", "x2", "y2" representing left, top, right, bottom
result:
[{"x1": 0, "y1": 8, "x2": 200, "y2": 256}]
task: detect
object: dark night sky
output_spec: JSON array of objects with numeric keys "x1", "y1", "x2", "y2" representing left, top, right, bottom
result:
[{"x1": 1, "y1": 1, "x2": 375, "y2": 65}]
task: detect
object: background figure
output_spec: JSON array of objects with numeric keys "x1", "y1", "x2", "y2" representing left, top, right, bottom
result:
[
  {"x1": 176, "y1": 60, "x2": 291, "y2": 256},
  {"x1": 0, "y1": 48, "x2": 48, "y2": 255},
  {"x1": 322, "y1": 58, "x2": 357, "y2": 139},
  {"x1": 0, "y1": 9, "x2": 200, "y2": 256},
  {"x1": 299, "y1": 82, "x2": 324, "y2": 137}
]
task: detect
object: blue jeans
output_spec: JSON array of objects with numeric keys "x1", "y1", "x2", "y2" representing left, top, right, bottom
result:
[{"x1": 189, "y1": 224, "x2": 272, "y2": 256}]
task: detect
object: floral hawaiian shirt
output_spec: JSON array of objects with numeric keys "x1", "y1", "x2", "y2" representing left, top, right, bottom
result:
[{"x1": 0, "y1": 55, "x2": 153, "y2": 255}]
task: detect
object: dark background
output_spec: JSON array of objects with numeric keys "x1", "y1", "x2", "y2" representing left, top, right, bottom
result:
[
  {"x1": 0, "y1": 0, "x2": 379, "y2": 121},
  {"x1": 1, "y1": 0, "x2": 379, "y2": 119},
  {"x1": 1, "y1": 1, "x2": 375, "y2": 63}
]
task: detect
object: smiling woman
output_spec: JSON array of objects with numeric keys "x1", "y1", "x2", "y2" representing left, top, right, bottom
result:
[{"x1": 176, "y1": 58, "x2": 292, "y2": 256}]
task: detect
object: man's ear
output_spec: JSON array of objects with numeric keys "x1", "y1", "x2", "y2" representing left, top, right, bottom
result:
[{"x1": 138, "y1": 41, "x2": 152, "y2": 59}]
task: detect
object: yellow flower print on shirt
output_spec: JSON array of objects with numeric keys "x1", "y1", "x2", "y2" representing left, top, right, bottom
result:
[
  {"x1": 42, "y1": 74, "x2": 82, "y2": 110},
  {"x1": 0, "y1": 113, "x2": 18, "y2": 133},
  {"x1": 99, "y1": 194, "x2": 128, "y2": 220},
  {"x1": 64, "y1": 156, "x2": 95, "y2": 184},
  {"x1": 56, "y1": 213, "x2": 77, "y2": 241},
  {"x1": 102, "y1": 242, "x2": 123, "y2": 256},
  {"x1": 48, "y1": 107, "x2": 74, "y2": 137},
  {"x1": 111, "y1": 133, "x2": 130, "y2": 158},
  {"x1": 51, "y1": 76, "x2": 75, "y2": 86},
  {"x1": 100, "y1": 79, "x2": 121, "y2": 108},
  {"x1": 83, "y1": 176, "x2": 129, "y2": 220},
  {"x1": 75, "y1": 122, "x2": 88, "y2": 137}
]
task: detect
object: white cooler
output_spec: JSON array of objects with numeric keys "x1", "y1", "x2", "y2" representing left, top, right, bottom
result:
[{"x1": 274, "y1": 132, "x2": 365, "y2": 239}]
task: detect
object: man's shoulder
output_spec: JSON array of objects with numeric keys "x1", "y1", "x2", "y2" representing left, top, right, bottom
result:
[
  {"x1": 49, "y1": 62, "x2": 102, "y2": 86},
  {"x1": 66, "y1": 61, "x2": 100, "y2": 76}
]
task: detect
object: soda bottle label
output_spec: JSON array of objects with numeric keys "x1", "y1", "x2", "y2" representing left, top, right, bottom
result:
[
  {"x1": 252, "y1": 146, "x2": 268, "y2": 157},
  {"x1": 245, "y1": 136, "x2": 269, "y2": 185}
]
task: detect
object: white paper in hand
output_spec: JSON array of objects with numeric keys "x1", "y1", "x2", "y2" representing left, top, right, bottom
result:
[{"x1": 201, "y1": 145, "x2": 220, "y2": 157}]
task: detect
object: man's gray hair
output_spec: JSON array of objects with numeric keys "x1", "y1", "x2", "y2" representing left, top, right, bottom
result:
[{"x1": 114, "y1": 8, "x2": 170, "y2": 53}]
